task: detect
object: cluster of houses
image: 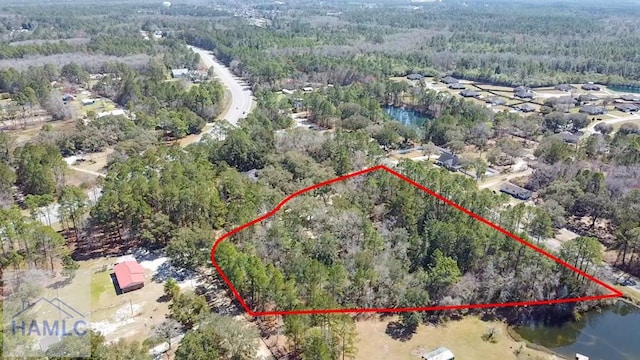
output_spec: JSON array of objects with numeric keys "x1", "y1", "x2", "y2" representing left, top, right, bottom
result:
[
  {"x1": 403, "y1": 72, "x2": 640, "y2": 117},
  {"x1": 434, "y1": 152, "x2": 533, "y2": 201}
]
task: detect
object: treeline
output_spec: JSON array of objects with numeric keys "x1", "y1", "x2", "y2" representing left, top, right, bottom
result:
[
  {"x1": 0, "y1": 34, "x2": 156, "y2": 59},
  {"x1": 171, "y1": 0, "x2": 640, "y2": 87}
]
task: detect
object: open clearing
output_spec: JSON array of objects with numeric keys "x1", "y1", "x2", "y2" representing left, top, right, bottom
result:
[
  {"x1": 61, "y1": 252, "x2": 201, "y2": 344},
  {"x1": 355, "y1": 316, "x2": 559, "y2": 360}
]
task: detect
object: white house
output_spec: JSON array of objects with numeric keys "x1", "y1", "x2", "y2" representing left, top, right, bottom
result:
[
  {"x1": 421, "y1": 347, "x2": 455, "y2": 360},
  {"x1": 171, "y1": 68, "x2": 189, "y2": 79},
  {"x1": 81, "y1": 99, "x2": 95, "y2": 106}
]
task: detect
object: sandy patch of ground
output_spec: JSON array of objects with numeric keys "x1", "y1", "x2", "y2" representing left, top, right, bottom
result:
[
  {"x1": 391, "y1": 150, "x2": 424, "y2": 159},
  {"x1": 76, "y1": 252, "x2": 195, "y2": 344},
  {"x1": 69, "y1": 148, "x2": 113, "y2": 173},
  {"x1": 554, "y1": 228, "x2": 580, "y2": 242},
  {"x1": 354, "y1": 316, "x2": 558, "y2": 360},
  {"x1": 6, "y1": 116, "x2": 76, "y2": 145}
]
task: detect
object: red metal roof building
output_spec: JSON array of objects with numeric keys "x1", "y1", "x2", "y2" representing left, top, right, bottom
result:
[{"x1": 114, "y1": 260, "x2": 145, "y2": 293}]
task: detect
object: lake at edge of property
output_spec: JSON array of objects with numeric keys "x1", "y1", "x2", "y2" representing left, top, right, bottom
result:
[
  {"x1": 515, "y1": 301, "x2": 640, "y2": 360},
  {"x1": 607, "y1": 85, "x2": 640, "y2": 94}
]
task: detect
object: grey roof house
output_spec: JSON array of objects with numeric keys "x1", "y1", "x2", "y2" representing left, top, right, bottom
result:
[
  {"x1": 500, "y1": 183, "x2": 533, "y2": 200},
  {"x1": 554, "y1": 84, "x2": 574, "y2": 92},
  {"x1": 435, "y1": 152, "x2": 463, "y2": 172},
  {"x1": 582, "y1": 83, "x2": 601, "y2": 91},
  {"x1": 448, "y1": 83, "x2": 466, "y2": 90},
  {"x1": 407, "y1": 73, "x2": 424, "y2": 81},
  {"x1": 514, "y1": 85, "x2": 531, "y2": 93},
  {"x1": 459, "y1": 90, "x2": 480, "y2": 98},
  {"x1": 558, "y1": 131, "x2": 581, "y2": 144},
  {"x1": 516, "y1": 103, "x2": 536, "y2": 112},
  {"x1": 487, "y1": 97, "x2": 507, "y2": 106},
  {"x1": 515, "y1": 90, "x2": 534, "y2": 99},
  {"x1": 615, "y1": 103, "x2": 639, "y2": 112},
  {"x1": 441, "y1": 76, "x2": 459, "y2": 85},
  {"x1": 579, "y1": 105, "x2": 607, "y2": 115},
  {"x1": 578, "y1": 94, "x2": 599, "y2": 102},
  {"x1": 621, "y1": 94, "x2": 640, "y2": 102}
]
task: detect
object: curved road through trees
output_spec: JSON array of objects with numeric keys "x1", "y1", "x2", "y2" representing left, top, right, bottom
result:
[{"x1": 184, "y1": 46, "x2": 255, "y2": 144}]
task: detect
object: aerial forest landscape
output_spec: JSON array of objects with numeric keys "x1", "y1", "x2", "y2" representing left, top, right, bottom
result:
[{"x1": 1, "y1": 0, "x2": 640, "y2": 360}]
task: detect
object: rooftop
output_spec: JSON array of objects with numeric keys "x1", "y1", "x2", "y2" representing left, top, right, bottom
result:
[
  {"x1": 421, "y1": 347, "x2": 455, "y2": 360},
  {"x1": 582, "y1": 83, "x2": 601, "y2": 91},
  {"x1": 558, "y1": 131, "x2": 581, "y2": 144},
  {"x1": 615, "y1": 103, "x2": 639, "y2": 112},
  {"x1": 114, "y1": 260, "x2": 145, "y2": 290},
  {"x1": 579, "y1": 105, "x2": 606, "y2": 115},
  {"x1": 171, "y1": 68, "x2": 189, "y2": 77},
  {"x1": 500, "y1": 182, "x2": 533, "y2": 200},
  {"x1": 459, "y1": 90, "x2": 480, "y2": 97},
  {"x1": 554, "y1": 84, "x2": 574, "y2": 91},
  {"x1": 441, "y1": 76, "x2": 459, "y2": 84},
  {"x1": 516, "y1": 103, "x2": 536, "y2": 112}
]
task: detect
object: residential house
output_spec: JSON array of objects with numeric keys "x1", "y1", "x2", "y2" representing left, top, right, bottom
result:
[
  {"x1": 578, "y1": 94, "x2": 599, "y2": 102},
  {"x1": 500, "y1": 183, "x2": 533, "y2": 200},
  {"x1": 113, "y1": 260, "x2": 145, "y2": 293},
  {"x1": 582, "y1": 83, "x2": 601, "y2": 91},
  {"x1": 435, "y1": 152, "x2": 463, "y2": 172},
  {"x1": 486, "y1": 97, "x2": 507, "y2": 106},
  {"x1": 448, "y1": 83, "x2": 466, "y2": 90},
  {"x1": 621, "y1": 94, "x2": 640, "y2": 102},
  {"x1": 302, "y1": 87, "x2": 313, "y2": 92},
  {"x1": 420, "y1": 347, "x2": 455, "y2": 360},
  {"x1": 171, "y1": 68, "x2": 189, "y2": 79},
  {"x1": 514, "y1": 85, "x2": 531, "y2": 93},
  {"x1": 515, "y1": 90, "x2": 534, "y2": 99},
  {"x1": 81, "y1": 98, "x2": 95, "y2": 106},
  {"x1": 441, "y1": 76, "x2": 459, "y2": 85},
  {"x1": 516, "y1": 103, "x2": 536, "y2": 112},
  {"x1": 554, "y1": 84, "x2": 575, "y2": 92},
  {"x1": 459, "y1": 90, "x2": 480, "y2": 98},
  {"x1": 406, "y1": 73, "x2": 424, "y2": 81},
  {"x1": 615, "y1": 103, "x2": 640, "y2": 112},
  {"x1": 558, "y1": 131, "x2": 580, "y2": 144},
  {"x1": 579, "y1": 105, "x2": 606, "y2": 115},
  {"x1": 281, "y1": 89, "x2": 295, "y2": 95}
]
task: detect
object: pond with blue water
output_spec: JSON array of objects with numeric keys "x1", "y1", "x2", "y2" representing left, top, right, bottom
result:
[
  {"x1": 384, "y1": 105, "x2": 428, "y2": 127},
  {"x1": 515, "y1": 301, "x2": 640, "y2": 360},
  {"x1": 607, "y1": 85, "x2": 640, "y2": 94}
]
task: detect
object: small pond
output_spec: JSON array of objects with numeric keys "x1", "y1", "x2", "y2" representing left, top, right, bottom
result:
[
  {"x1": 515, "y1": 301, "x2": 640, "y2": 360},
  {"x1": 384, "y1": 105, "x2": 428, "y2": 127},
  {"x1": 607, "y1": 84, "x2": 640, "y2": 94}
]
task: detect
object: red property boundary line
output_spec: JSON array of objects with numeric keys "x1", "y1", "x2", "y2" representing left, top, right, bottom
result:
[{"x1": 210, "y1": 165, "x2": 623, "y2": 317}]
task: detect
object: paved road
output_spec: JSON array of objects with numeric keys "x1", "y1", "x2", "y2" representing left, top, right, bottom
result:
[
  {"x1": 186, "y1": 46, "x2": 255, "y2": 143},
  {"x1": 583, "y1": 113, "x2": 640, "y2": 136},
  {"x1": 34, "y1": 47, "x2": 256, "y2": 226}
]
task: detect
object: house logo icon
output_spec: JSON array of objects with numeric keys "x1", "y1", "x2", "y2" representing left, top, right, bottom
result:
[{"x1": 10, "y1": 297, "x2": 89, "y2": 349}]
